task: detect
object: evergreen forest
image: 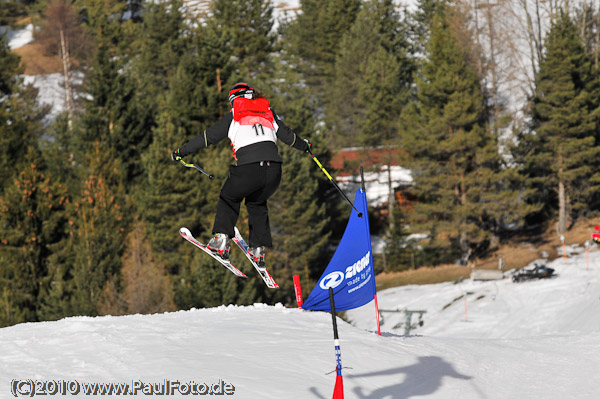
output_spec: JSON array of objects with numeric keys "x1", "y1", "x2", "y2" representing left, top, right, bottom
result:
[{"x1": 2, "y1": 0, "x2": 600, "y2": 327}]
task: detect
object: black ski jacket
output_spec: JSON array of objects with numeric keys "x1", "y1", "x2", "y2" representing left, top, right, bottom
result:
[{"x1": 178, "y1": 110, "x2": 308, "y2": 165}]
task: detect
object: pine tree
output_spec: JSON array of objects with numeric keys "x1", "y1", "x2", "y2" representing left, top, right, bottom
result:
[
  {"x1": 327, "y1": 0, "x2": 416, "y2": 270},
  {"x1": 402, "y1": 7, "x2": 506, "y2": 265},
  {"x1": 411, "y1": 0, "x2": 448, "y2": 53},
  {"x1": 0, "y1": 1, "x2": 27, "y2": 26},
  {"x1": 134, "y1": 0, "x2": 187, "y2": 87},
  {"x1": 66, "y1": 142, "x2": 128, "y2": 316},
  {"x1": 92, "y1": 0, "x2": 189, "y2": 185},
  {"x1": 33, "y1": 1, "x2": 140, "y2": 319},
  {"x1": 0, "y1": 35, "x2": 45, "y2": 193},
  {"x1": 77, "y1": 0, "x2": 138, "y2": 180},
  {"x1": 205, "y1": 0, "x2": 276, "y2": 84},
  {"x1": 0, "y1": 32, "x2": 21, "y2": 94},
  {"x1": 521, "y1": 11, "x2": 600, "y2": 233},
  {"x1": 0, "y1": 147, "x2": 70, "y2": 327},
  {"x1": 384, "y1": 205, "x2": 411, "y2": 269},
  {"x1": 327, "y1": 0, "x2": 415, "y2": 148},
  {"x1": 34, "y1": 119, "x2": 82, "y2": 321},
  {"x1": 280, "y1": 0, "x2": 361, "y2": 107}
]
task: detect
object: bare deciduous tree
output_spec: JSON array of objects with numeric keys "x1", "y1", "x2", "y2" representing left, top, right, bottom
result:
[
  {"x1": 461, "y1": 1, "x2": 589, "y2": 138},
  {"x1": 575, "y1": 1, "x2": 600, "y2": 70},
  {"x1": 99, "y1": 219, "x2": 176, "y2": 316},
  {"x1": 35, "y1": 0, "x2": 90, "y2": 129}
]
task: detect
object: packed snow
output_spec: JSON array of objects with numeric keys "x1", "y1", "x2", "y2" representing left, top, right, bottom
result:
[
  {"x1": 1, "y1": 243, "x2": 599, "y2": 398},
  {"x1": 347, "y1": 244, "x2": 600, "y2": 338}
]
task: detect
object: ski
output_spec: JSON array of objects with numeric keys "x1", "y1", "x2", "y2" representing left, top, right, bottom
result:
[
  {"x1": 232, "y1": 227, "x2": 279, "y2": 289},
  {"x1": 179, "y1": 227, "x2": 247, "y2": 278}
]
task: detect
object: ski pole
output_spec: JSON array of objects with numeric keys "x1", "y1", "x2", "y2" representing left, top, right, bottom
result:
[
  {"x1": 307, "y1": 147, "x2": 363, "y2": 218},
  {"x1": 179, "y1": 159, "x2": 214, "y2": 179}
]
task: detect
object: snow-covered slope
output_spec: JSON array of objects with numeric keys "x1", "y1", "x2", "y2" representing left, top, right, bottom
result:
[
  {"x1": 346, "y1": 246, "x2": 600, "y2": 339},
  {"x1": 1, "y1": 247, "x2": 599, "y2": 398}
]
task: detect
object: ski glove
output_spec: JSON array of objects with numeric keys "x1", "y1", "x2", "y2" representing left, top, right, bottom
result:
[
  {"x1": 303, "y1": 139, "x2": 312, "y2": 153},
  {"x1": 171, "y1": 148, "x2": 182, "y2": 162}
]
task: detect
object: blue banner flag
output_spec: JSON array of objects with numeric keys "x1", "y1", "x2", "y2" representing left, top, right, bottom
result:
[{"x1": 302, "y1": 188, "x2": 376, "y2": 311}]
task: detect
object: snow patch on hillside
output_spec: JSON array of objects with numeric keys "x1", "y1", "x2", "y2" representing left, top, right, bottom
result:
[{"x1": 2, "y1": 24, "x2": 33, "y2": 49}]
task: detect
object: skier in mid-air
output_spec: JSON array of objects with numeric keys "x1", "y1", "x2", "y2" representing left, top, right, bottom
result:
[{"x1": 171, "y1": 82, "x2": 310, "y2": 267}]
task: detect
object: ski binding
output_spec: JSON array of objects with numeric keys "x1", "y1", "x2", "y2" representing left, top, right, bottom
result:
[
  {"x1": 179, "y1": 227, "x2": 247, "y2": 278},
  {"x1": 232, "y1": 227, "x2": 279, "y2": 289}
]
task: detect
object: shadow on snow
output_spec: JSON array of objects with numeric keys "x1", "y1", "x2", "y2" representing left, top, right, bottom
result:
[{"x1": 309, "y1": 356, "x2": 474, "y2": 399}]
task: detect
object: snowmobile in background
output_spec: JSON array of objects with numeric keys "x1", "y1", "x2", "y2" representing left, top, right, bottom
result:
[{"x1": 512, "y1": 263, "x2": 555, "y2": 283}]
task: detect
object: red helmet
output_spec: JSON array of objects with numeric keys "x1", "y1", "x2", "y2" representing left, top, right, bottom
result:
[{"x1": 228, "y1": 82, "x2": 253, "y2": 104}]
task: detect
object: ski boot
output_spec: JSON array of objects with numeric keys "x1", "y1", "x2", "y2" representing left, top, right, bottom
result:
[
  {"x1": 248, "y1": 246, "x2": 266, "y2": 268},
  {"x1": 207, "y1": 233, "x2": 230, "y2": 261}
]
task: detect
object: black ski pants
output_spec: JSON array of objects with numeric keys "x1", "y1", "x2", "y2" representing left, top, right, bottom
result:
[{"x1": 213, "y1": 161, "x2": 282, "y2": 248}]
